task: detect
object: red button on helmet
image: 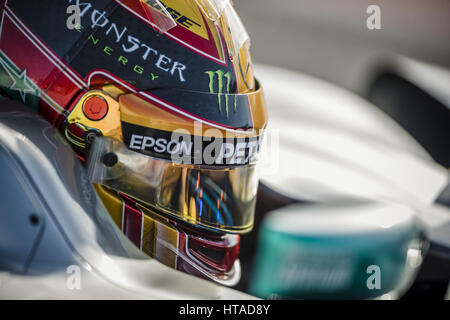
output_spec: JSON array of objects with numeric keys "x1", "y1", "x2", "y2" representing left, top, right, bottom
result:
[{"x1": 83, "y1": 95, "x2": 108, "y2": 121}]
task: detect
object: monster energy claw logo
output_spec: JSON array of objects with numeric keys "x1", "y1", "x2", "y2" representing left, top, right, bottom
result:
[{"x1": 205, "y1": 70, "x2": 237, "y2": 118}]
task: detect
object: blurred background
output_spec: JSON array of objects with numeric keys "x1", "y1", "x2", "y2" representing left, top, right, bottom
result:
[
  {"x1": 233, "y1": 0, "x2": 450, "y2": 299},
  {"x1": 235, "y1": 0, "x2": 450, "y2": 94}
]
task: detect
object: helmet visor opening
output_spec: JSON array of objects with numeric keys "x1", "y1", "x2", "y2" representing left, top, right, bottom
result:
[{"x1": 87, "y1": 136, "x2": 259, "y2": 233}]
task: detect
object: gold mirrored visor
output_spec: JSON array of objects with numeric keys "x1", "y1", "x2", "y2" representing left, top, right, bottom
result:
[{"x1": 87, "y1": 137, "x2": 259, "y2": 234}]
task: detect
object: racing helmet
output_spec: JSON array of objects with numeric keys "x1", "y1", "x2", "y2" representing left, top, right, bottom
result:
[{"x1": 0, "y1": 0, "x2": 267, "y2": 284}]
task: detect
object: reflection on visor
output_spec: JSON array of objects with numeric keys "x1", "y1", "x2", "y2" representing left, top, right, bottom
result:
[
  {"x1": 87, "y1": 137, "x2": 259, "y2": 234},
  {"x1": 141, "y1": 0, "x2": 249, "y2": 58},
  {"x1": 197, "y1": 0, "x2": 249, "y2": 58},
  {"x1": 196, "y1": 0, "x2": 231, "y2": 21},
  {"x1": 140, "y1": 0, "x2": 177, "y2": 33}
]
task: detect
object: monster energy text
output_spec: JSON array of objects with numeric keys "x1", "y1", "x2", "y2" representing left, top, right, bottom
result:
[{"x1": 67, "y1": 0, "x2": 187, "y2": 82}]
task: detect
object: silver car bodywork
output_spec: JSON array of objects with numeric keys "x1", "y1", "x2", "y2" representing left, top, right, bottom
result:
[{"x1": 0, "y1": 100, "x2": 253, "y2": 299}]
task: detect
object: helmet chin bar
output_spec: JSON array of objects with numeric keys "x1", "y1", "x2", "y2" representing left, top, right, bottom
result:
[
  {"x1": 116, "y1": 191, "x2": 242, "y2": 286},
  {"x1": 164, "y1": 220, "x2": 242, "y2": 286}
]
